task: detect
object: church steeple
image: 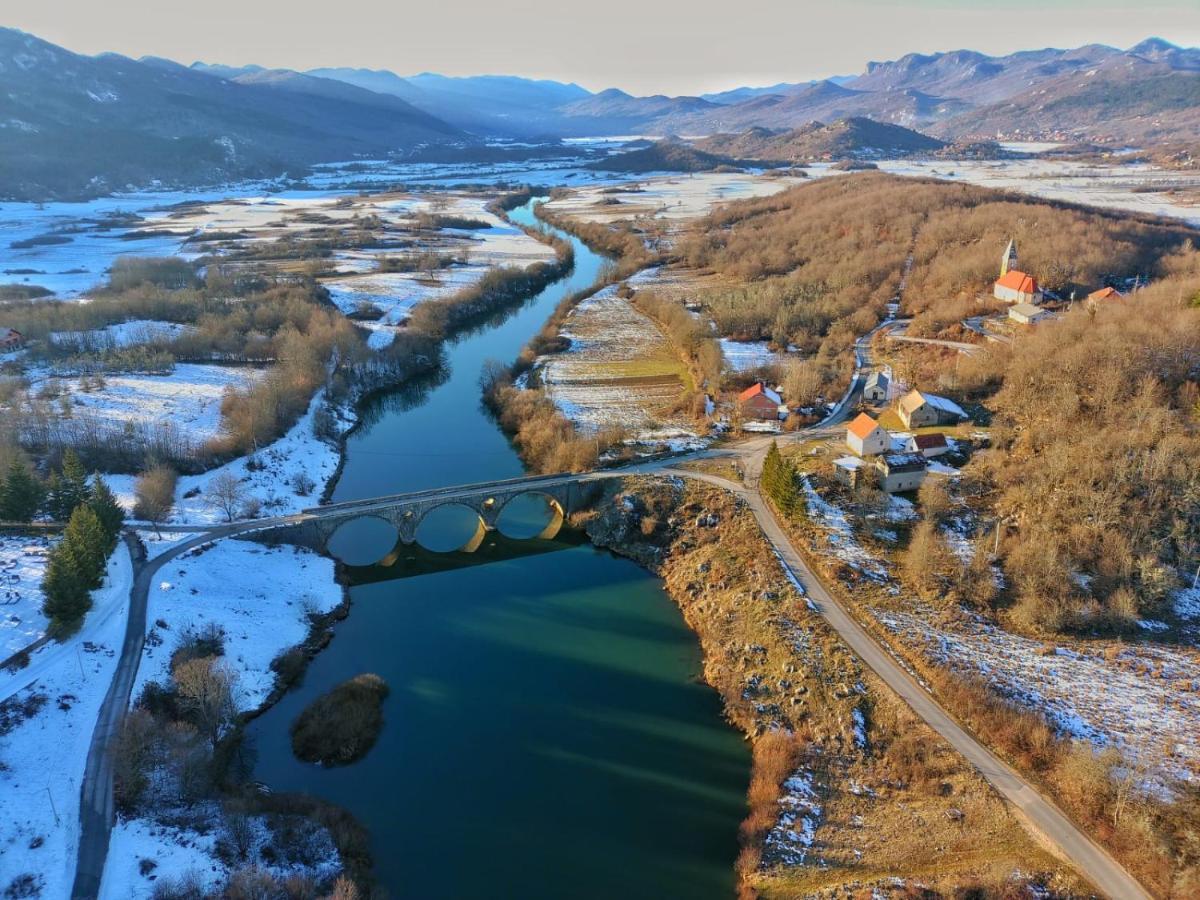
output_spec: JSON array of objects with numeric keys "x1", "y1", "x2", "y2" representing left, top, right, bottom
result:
[{"x1": 1001, "y1": 239, "x2": 1017, "y2": 277}]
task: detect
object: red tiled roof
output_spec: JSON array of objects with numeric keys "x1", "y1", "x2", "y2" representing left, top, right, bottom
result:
[
  {"x1": 995, "y1": 270, "x2": 1040, "y2": 293},
  {"x1": 912, "y1": 433, "x2": 948, "y2": 450},
  {"x1": 1087, "y1": 286, "x2": 1120, "y2": 300},
  {"x1": 739, "y1": 383, "x2": 767, "y2": 401},
  {"x1": 738, "y1": 382, "x2": 780, "y2": 404},
  {"x1": 847, "y1": 412, "x2": 881, "y2": 440}
]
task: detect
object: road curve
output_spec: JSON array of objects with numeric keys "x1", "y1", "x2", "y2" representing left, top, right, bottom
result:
[
  {"x1": 668, "y1": 466, "x2": 1152, "y2": 900},
  {"x1": 71, "y1": 524, "x2": 263, "y2": 898}
]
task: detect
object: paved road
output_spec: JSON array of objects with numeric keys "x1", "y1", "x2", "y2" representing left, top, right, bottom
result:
[
  {"x1": 70, "y1": 316, "x2": 1150, "y2": 899},
  {"x1": 71, "y1": 524, "x2": 266, "y2": 899}
]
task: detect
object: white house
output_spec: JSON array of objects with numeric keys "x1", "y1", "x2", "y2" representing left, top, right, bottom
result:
[
  {"x1": 897, "y1": 389, "x2": 967, "y2": 429},
  {"x1": 846, "y1": 412, "x2": 889, "y2": 457},
  {"x1": 1009, "y1": 303, "x2": 1049, "y2": 325},
  {"x1": 905, "y1": 433, "x2": 950, "y2": 458},
  {"x1": 874, "y1": 453, "x2": 928, "y2": 493},
  {"x1": 863, "y1": 370, "x2": 890, "y2": 403}
]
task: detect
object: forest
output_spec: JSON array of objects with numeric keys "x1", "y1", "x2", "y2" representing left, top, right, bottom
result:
[{"x1": 675, "y1": 172, "x2": 1195, "y2": 405}]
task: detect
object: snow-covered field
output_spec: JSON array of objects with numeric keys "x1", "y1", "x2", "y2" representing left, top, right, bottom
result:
[
  {"x1": 873, "y1": 604, "x2": 1200, "y2": 790},
  {"x1": 0, "y1": 546, "x2": 132, "y2": 898},
  {"x1": 108, "y1": 390, "x2": 351, "y2": 526},
  {"x1": 135, "y1": 539, "x2": 342, "y2": 712},
  {"x1": 97, "y1": 537, "x2": 344, "y2": 898},
  {"x1": 539, "y1": 172, "x2": 807, "y2": 225},
  {"x1": 720, "y1": 339, "x2": 796, "y2": 373},
  {"x1": 870, "y1": 158, "x2": 1200, "y2": 227},
  {"x1": 28, "y1": 363, "x2": 260, "y2": 450},
  {"x1": 322, "y1": 198, "x2": 556, "y2": 325},
  {"x1": 537, "y1": 284, "x2": 698, "y2": 443},
  {"x1": 0, "y1": 537, "x2": 51, "y2": 657},
  {"x1": 49, "y1": 320, "x2": 190, "y2": 351}
]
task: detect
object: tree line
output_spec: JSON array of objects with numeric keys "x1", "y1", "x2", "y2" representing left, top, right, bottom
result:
[{"x1": 2, "y1": 449, "x2": 127, "y2": 627}]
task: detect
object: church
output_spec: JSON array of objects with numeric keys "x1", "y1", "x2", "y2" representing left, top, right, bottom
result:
[{"x1": 992, "y1": 239, "x2": 1043, "y2": 304}]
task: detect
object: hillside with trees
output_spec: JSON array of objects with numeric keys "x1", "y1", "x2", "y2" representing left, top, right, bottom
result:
[
  {"x1": 675, "y1": 171, "x2": 1199, "y2": 636},
  {"x1": 584, "y1": 139, "x2": 745, "y2": 174},
  {"x1": 672, "y1": 173, "x2": 1192, "y2": 406},
  {"x1": 694, "y1": 117, "x2": 946, "y2": 161}
]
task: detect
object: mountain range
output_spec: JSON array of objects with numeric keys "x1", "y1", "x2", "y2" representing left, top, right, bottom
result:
[
  {"x1": 1, "y1": 27, "x2": 1198, "y2": 200},
  {"x1": 0, "y1": 28, "x2": 461, "y2": 200},
  {"x1": 212, "y1": 35, "x2": 1200, "y2": 143}
]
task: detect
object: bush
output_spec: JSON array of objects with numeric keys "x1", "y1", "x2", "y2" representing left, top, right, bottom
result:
[{"x1": 289, "y1": 673, "x2": 389, "y2": 766}]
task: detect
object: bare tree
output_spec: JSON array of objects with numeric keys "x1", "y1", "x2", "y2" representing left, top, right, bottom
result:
[
  {"x1": 207, "y1": 471, "x2": 248, "y2": 523},
  {"x1": 133, "y1": 464, "x2": 176, "y2": 538},
  {"x1": 174, "y1": 656, "x2": 238, "y2": 751}
]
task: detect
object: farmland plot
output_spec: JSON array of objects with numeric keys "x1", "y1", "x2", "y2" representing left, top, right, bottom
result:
[{"x1": 539, "y1": 285, "x2": 699, "y2": 443}]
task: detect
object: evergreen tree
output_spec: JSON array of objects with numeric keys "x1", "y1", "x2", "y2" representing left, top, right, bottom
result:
[
  {"x1": 0, "y1": 461, "x2": 43, "y2": 522},
  {"x1": 88, "y1": 474, "x2": 125, "y2": 550},
  {"x1": 47, "y1": 450, "x2": 91, "y2": 521},
  {"x1": 62, "y1": 505, "x2": 109, "y2": 590},
  {"x1": 42, "y1": 542, "x2": 90, "y2": 624},
  {"x1": 761, "y1": 441, "x2": 800, "y2": 517}
]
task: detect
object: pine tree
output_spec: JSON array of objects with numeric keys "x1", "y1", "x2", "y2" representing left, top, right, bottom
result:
[
  {"x1": 88, "y1": 474, "x2": 125, "y2": 550},
  {"x1": 761, "y1": 441, "x2": 800, "y2": 518},
  {"x1": 42, "y1": 542, "x2": 90, "y2": 624},
  {"x1": 0, "y1": 461, "x2": 43, "y2": 522},
  {"x1": 62, "y1": 505, "x2": 109, "y2": 590},
  {"x1": 47, "y1": 451, "x2": 91, "y2": 520}
]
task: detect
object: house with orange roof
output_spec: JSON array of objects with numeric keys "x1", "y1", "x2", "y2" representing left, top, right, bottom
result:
[
  {"x1": 846, "y1": 411, "x2": 889, "y2": 457},
  {"x1": 738, "y1": 382, "x2": 783, "y2": 421},
  {"x1": 993, "y1": 269, "x2": 1043, "y2": 304},
  {"x1": 1087, "y1": 286, "x2": 1121, "y2": 302}
]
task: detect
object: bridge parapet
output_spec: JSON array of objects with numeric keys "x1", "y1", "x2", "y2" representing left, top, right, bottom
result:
[{"x1": 246, "y1": 474, "x2": 604, "y2": 557}]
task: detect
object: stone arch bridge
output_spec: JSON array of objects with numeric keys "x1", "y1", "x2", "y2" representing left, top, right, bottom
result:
[{"x1": 253, "y1": 471, "x2": 612, "y2": 559}]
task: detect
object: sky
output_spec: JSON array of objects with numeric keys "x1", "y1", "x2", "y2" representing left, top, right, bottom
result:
[{"x1": 7, "y1": 0, "x2": 1200, "y2": 95}]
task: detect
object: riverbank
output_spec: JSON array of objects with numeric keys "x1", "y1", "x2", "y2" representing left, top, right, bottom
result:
[{"x1": 583, "y1": 474, "x2": 1084, "y2": 898}]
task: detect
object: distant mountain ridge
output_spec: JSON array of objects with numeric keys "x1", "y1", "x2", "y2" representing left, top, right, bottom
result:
[
  {"x1": 3, "y1": 27, "x2": 1198, "y2": 201},
  {"x1": 653, "y1": 38, "x2": 1200, "y2": 144},
  {"x1": 0, "y1": 28, "x2": 462, "y2": 200}
]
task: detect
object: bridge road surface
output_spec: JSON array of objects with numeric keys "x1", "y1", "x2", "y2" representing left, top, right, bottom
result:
[{"x1": 72, "y1": 320, "x2": 1151, "y2": 899}]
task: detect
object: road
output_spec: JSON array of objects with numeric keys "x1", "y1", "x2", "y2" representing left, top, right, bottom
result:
[
  {"x1": 668, "y1": 464, "x2": 1151, "y2": 900},
  {"x1": 69, "y1": 316, "x2": 1150, "y2": 899},
  {"x1": 70, "y1": 524, "x2": 268, "y2": 899}
]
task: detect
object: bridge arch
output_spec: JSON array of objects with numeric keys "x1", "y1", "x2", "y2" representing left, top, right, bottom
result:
[
  {"x1": 493, "y1": 491, "x2": 566, "y2": 541},
  {"x1": 414, "y1": 502, "x2": 489, "y2": 553},
  {"x1": 326, "y1": 515, "x2": 400, "y2": 567}
]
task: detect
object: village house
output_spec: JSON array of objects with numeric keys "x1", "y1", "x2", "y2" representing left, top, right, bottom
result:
[
  {"x1": 874, "y1": 452, "x2": 928, "y2": 493},
  {"x1": 833, "y1": 455, "x2": 866, "y2": 488},
  {"x1": 738, "y1": 382, "x2": 783, "y2": 421},
  {"x1": 846, "y1": 412, "x2": 889, "y2": 456},
  {"x1": 862, "y1": 370, "x2": 890, "y2": 403},
  {"x1": 1087, "y1": 286, "x2": 1121, "y2": 302},
  {"x1": 992, "y1": 239, "x2": 1043, "y2": 304},
  {"x1": 0, "y1": 328, "x2": 24, "y2": 352},
  {"x1": 994, "y1": 270, "x2": 1043, "y2": 304},
  {"x1": 905, "y1": 432, "x2": 950, "y2": 458},
  {"x1": 897, "y1": 388, "x2": 967, "y2": 429},
  {"x1": 1008, "y1": 302, "x2": 1050, "y2": 325}
]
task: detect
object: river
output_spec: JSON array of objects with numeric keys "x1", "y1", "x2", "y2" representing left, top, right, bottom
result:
[{"x1": 245, "y1": 201, "x2": 750, "y2": 897}]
